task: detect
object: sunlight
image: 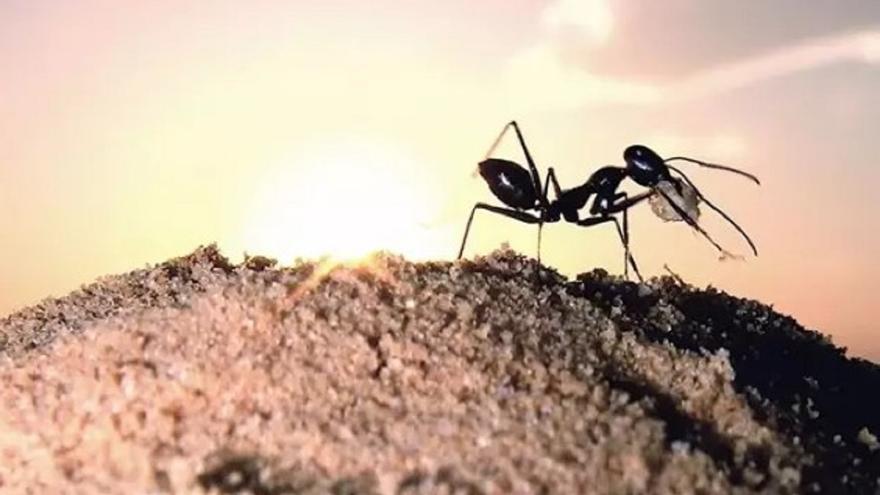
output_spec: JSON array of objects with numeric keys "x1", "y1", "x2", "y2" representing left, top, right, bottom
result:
[{"x1": 240, "y1": 138, "x2": 448, "y2": 264}]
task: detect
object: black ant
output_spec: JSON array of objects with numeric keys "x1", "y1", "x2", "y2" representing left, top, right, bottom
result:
[{"x1": 457, "y1": 121, "x2": 760, "y2": 281}]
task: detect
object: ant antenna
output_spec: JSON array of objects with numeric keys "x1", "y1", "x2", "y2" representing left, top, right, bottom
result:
[
  {"x1": 668, "y1": 165, "x2": 759, "y2": 256},
  {"x1": 664, "y1": 156, "x2": 760, "y2": 185},
  {"x1": 655, "y1": 187, "x2": 740, "y2": 260}
]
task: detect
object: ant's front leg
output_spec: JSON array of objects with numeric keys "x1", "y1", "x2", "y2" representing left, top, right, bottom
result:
[
  {"x1": 591, "y1": 191, "x2": 650, "y2": 281},
  {"x1": 652, "y1": 187, "x2": 735, "y2": 259},
  {"x1": 614, "y1": 194, "x2": 643, "y2": 282},
  {"x1": 458, "y1": 202, "x2": 542, "y2": 259},
  {"x1": 576, "y1": 215, "x2": 643, "y2": 282},
  {"x1": 666, "y1": 166, "x2": 758, "y2": 256},
  {"x1": 601, "y1": 190, "x2": 654, "y2": 214}
]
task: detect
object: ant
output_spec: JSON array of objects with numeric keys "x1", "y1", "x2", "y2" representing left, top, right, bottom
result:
[{"x1": 457, "y1": 121, "x2": 760, "y2": 281}]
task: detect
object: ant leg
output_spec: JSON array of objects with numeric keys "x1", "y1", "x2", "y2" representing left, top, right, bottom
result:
[
  {"x1": 617, "y1": 206, "x2": 630, "y2": 279},
  {"x1": 483, "y1": 121, "x2": 549, "y2": 209},
  {"x1": 544, "y1": 167, "x2": 563, "y2": 198},
  {"x1": 667, "y1": 165, "x2": 758, "y2": 256},
  {"x1": 458, "y1": 202, "x2": 542, "y2": 259},
  {"x1": 537, "y1": 223, "x2": 543, "y2": 264},
  {"x1": 535, "y1": 166, "x2": 563, "y2": 264},
  {"x1": 582, "y1": 214, "x2": 642, "y2": 282},
  {"x1": 574, "y1": 215, "x2": 616, "y2": 228},
  {"x1": 594, "y1": 194, "x2": 648, "y2": 280},
  {"x1": 573, "y1": 215, "x2": 641, "y2": 281},
  {"x1": 619, "y1": 207, "x2": 644, "y2": 282},
  {"x1": 622, "y1": 211, "x2": 629, "y2": 279},
  {"x1": 611, "y1": 193, "x2": 633, "y2": 279},
  {"x1": 654, "y1": 188, "x2": 738, "y2": 259},
  {"x1": 479, "y1": 122, "x2": 553, "y2": 262},
  {"x1": 614, "y1": 194, "x2": 644, "y2": 281},
  {"x1": 508, "y1": 121, "x2": 549, "y2": 209},
  {"x1": 483, "y1": 122, "x2": 514, "y2": 160},
  {"x1": 600, "y1": 190, "x2": 654, "y2": 214}
]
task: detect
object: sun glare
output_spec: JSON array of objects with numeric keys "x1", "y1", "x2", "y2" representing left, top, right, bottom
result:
[{"x1": 239, "y1": 139, "x2": 448, "y2": 264}]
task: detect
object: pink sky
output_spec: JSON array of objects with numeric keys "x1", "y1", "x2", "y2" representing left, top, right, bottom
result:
[{"x1": 1, "y1": 1, "x2": 878, "y2": 360}]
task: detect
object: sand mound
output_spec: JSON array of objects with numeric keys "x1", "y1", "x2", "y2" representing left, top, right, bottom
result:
[{"x1": 0, "y1": 246, "x2": 877, "y2": 494}]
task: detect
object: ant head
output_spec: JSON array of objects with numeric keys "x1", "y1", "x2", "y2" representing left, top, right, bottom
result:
[{"x1": 623, "y1": 145, "x2": 668, "y2": 187}]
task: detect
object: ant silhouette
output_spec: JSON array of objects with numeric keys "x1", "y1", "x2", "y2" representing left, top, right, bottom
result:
[{"x1": 457, "y1": 121, "x2": 760, "y2": 281}]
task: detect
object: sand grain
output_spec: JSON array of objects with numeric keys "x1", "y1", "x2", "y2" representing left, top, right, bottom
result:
[{"x1": 1, "y1": 247, "x2": 877, "y2": 493}]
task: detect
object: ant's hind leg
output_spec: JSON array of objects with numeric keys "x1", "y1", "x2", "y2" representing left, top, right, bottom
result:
[
  {"x1": 458, "y1": 202, "x2": 542, "y2": 259},
  {"x1": 483, "y1": 122, "x2": 514, "y2": 160},
  {"x1": 482, "y1": 121, "x2": 549, "y2": 210}
]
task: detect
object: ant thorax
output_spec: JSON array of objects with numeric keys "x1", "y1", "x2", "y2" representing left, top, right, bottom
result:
[{"x1": 649, "y1": 178, "x2": 701, "y2": 222}]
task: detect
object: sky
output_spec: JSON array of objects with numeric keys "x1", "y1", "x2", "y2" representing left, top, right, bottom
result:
[{"x1": 1, "y1": 1, "x2": 878, "y2": 360}]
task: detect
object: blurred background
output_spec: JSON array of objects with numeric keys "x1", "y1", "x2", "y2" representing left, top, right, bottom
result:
[{"x1": 1, "y1": 1, "x2": 878, "y2": 360}]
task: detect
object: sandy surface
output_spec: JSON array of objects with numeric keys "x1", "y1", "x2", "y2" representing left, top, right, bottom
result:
[{"x1": 0, "y1": 246, "x2": 877, "y2": 494}]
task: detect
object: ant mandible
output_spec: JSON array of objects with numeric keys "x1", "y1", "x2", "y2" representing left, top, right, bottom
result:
[{"x1": 457, "y1": 121, "x2": 760, "y2": 281}]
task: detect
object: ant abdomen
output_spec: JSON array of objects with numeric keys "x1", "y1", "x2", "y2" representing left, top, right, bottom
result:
[{"x1": 478, "y1": 158, "x2": 539, "y2": 209}]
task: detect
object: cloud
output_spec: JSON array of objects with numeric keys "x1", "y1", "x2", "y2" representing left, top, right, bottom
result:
[
  {"x1": 505, "y1": 42, "x2": 661, "y2": 111},
  {"x1": 540, "y1": 0, "x2": 614, "y2": 45},
  {"x1": 507, "y1": 0, "x2": 880, "y2": 111},
  {"x1": 675, "y1": 29, "x2": 880, "y2": 99},
  {"x1": 505, "y1": 0, "x2": 658, "y2": 111}
]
